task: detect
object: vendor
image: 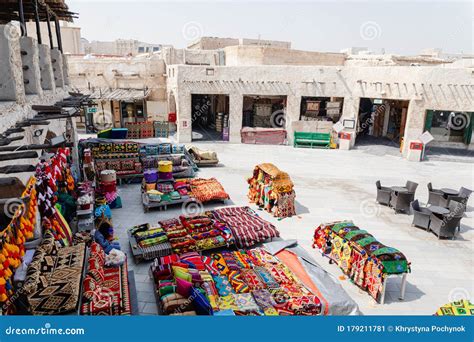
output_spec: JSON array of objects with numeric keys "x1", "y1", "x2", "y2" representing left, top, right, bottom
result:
[{"x1": 94, "y1": 220, "x2": 121, "y2": 254}]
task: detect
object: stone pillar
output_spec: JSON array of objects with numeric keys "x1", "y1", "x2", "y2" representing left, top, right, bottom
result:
[
  {"x1": 38, "y1": 44, "x2": 55, "y2": 91},
  {"x1": 0, "y1": 24, "x2": 25, "y2": 102},
  {"x1": 228, "y1": 94, "x2": 243, "y2": 143},
  {"x1": 176, "y1": 92, "x2": 192, "y2": 143},
  {"x1": 19, "y1": 36, "x2": 42, "y2": 96},
  {"x1": 285, "y1": 94, "x2": 301, "y2": 145},
  {"x1": 401, "y1": 99, "x2": 425, "y2": 158},
  {"x1": 62, "y1": 54, "x2": 70, "y2": 85},
  {"x1": 50, "y1": 48, "x2": 64, "y2": 88},
  {"x1": 340, "y1": 96, "x2": 360, "y2": 147}
]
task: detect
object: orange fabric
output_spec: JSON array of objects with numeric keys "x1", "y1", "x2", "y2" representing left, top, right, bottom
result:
[{"x1": 276, "y1": 249, "x2": 329, "y2": 315}]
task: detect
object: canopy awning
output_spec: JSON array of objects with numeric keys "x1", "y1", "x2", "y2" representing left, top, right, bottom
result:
[{"x1": 74, "y1": 88, "x2": 151, "y2": 102}]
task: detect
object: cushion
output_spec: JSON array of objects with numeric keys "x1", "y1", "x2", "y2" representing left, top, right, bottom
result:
[
  {"x1": 121, "y1": 159, "x2": 135, "y2": 171},
  {"x1": 83, "y1": 276, "x2": 101, "y2": 301},
  {"x1": 176, "y1": 277, "x2": 193, "y2": 297},
  {"x1": 191, "y1": 287, "x2": 213, "y2": 315}
]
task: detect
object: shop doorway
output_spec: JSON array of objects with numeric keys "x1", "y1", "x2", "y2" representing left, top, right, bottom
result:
[
  {"x1": 242, "y1": 95, "x2": 287, "y2": 128},
  {"x1": 121, "y1": 101, "x2": 146, "y2": 126},
  {"x1": 191, "y1": 94, "x2": 229, "y2": 142},
  {"x1": 356, "y1": 98, "x2": 409, "y2": 148},
  {"x1": 300, "y1": 96, "x2": 344, "y2": 123}
]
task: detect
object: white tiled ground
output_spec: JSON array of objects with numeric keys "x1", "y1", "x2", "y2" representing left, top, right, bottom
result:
[{"x1": 111, "y1": 142, "x2": 473, "y2": 315}]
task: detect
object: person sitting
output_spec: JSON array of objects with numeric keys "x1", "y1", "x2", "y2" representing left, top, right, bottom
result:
[{"x1": 94, "y1": 221, "x2": 121, "y2": 254}]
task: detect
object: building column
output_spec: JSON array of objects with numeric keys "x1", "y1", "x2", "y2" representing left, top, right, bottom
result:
[
  {"x1": 340, "y1": 96, "x2": 360, "y2": 146},
  {"x1": 50, "y1": 48, "x2": 64, "y2": 88},
  {"x1": 285, "y1": 94, "x2": 301, "y2": 145},
  {"x1": 228, "y1": 94, "x2": 243, "y2": 143},
  {"x1": 38, "y1": 44, "x2": 55, "y2": 91},
  {"x1": 0, "y1": 24, "x2": 25, "y2": 102},
  {"x1": 20, "y1": 36, "x2": 42, "y2": 96},
  {"x1": 176, "y1": 92, "x2": 192, "y2": 143},
  {"x1": 401, "y1": 99, "x2": 425, "y2": 157}
]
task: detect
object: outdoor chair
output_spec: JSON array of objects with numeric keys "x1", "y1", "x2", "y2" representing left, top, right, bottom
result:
[
  {"x1": 405, "y1": 181, "x2": 418, "y2": 194},
  {"x1": 439, "y1": 187, "x2": 472, "y2": 207},
  {"x1": 390, "y1": 191, "x2": 414, "y2": 214},
  {"x1": 427, "y1": 182, "x2": 444, "y2": 206},
  {"x1": 376, "y1": 180, "x2": 391, "y2": 206},
  {"x1": 448, "y1": 200, "x2": 466, "y2": 232},
  {"x1": 429, "y1": 212, "x2": 462, "y2": 239},
  {"x1": 411, "y1": 200, "x2": 431, "y2": 230}
]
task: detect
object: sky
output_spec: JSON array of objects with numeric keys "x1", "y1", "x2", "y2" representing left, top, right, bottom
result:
[{"x1": 68, "y1": 0, "x2": 473, "y2": 55}]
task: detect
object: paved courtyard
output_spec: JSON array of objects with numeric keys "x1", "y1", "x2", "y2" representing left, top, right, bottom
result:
[{"x1": 111, "y1": 142, "x2": 473, "y2": 315}]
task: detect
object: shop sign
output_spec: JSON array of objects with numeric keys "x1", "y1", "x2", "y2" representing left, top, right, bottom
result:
[
  {"x1": 374, "y1": 99, "x2": 383, "y2": 104},
  {"x1": 87, "y1": 107, "x2": 98, "y2": 114}
]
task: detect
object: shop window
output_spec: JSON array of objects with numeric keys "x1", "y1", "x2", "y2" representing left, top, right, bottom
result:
[
  {"x1": 425, "y1": 110, "x2": 473, "y2": 145},
  {"x1": 138, "y1": 46, "x2": 145, "y2": 53},
  {"x1": 300, "y1": 96, "x2": 344, "y2": 123}
]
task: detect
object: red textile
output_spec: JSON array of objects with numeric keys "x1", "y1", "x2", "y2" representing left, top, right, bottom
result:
[{"x1": 212, "y1": 207, "x2": 280, "y2": 248}]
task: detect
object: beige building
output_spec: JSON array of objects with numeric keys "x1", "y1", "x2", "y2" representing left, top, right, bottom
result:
[
  {"x1": 68, "y1": 37, "x2": 474, "y2": 159},
  {"x1": 26, "y1": 21, "x2": 82, "y2": 54},
  {"x1": 82, "y1": 39, "x2": 166, "y2": 56}
]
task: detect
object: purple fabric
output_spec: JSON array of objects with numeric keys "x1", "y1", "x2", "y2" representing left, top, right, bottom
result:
[
  {"x1": 144, "y1": 169, "x2": 158, "y2": 183},
  {"x1": 158, "y1": 172, "x2": 173, "y2": 180}
]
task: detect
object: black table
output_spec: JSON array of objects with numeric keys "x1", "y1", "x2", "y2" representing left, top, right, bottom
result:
[
  {"x1": 391, "y1": 186, "x2": 409, "y2": 193},
  {"x1": 441, "y1": 188, "x2": 458, "y2": 196},
  {"x1": 429, "y1": 205, "x2": 450, "y2": 215}
]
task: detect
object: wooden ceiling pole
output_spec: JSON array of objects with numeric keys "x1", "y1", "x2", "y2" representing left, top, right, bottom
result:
[
  {"x1": 45, "y1": 5, "x2": 54, "y2": 48},
  {"x1": 33, "y1": 0, "x2": 42, "y2": 44},
  {"x1": 18, "y1": 0, "x2": 27, "y2": 36},
  {"x1": 54, "y1": 15, "x2": 63, "y2": 52}
]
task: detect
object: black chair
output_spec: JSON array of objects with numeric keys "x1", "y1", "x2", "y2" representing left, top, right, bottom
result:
[
  {"x1": 390, "y1": 191, "x2": 414, "y2": 213},
  {"x1": 376, "y1": 180, "x2": 391, "y2": 206},
  {"x1": 429, "y1": 213, "x2": 462, "y2": 239},
  {"x1": 439, "y1": 187, "x2": 472, "y2": 207},
  {"x1": 405, "y1": 181, "x2": 418, "y2": 194},
  {"x1": 447, "y1": 200, "x2": 466, "y2": 232},
  {"x1": 427, "y1": 182, "x2": 444, "y2": 206},
  {"x1": 411, "y1": 200, "x2": 431, "y2": 230}
]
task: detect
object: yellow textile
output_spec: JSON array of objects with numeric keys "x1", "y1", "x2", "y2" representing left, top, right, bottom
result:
[{"x1": 158, "y1": 161, "x2": 173, "y2": 173}]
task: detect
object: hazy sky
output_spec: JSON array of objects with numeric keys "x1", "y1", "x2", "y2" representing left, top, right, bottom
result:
[{"x1": 68, "y1": 0, "x2": 472, "y2": 55}]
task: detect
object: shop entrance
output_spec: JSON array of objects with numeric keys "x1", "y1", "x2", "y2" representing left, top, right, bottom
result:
[
  {"x1": 356, "y1": 98, "x2": 409, "y2": 147},
  {"x1": 242, "y1": 95, "x2": 287, "y2": 128},
  {"x1": 191, "y1": 94, "x2": 229, "y2": 142}
]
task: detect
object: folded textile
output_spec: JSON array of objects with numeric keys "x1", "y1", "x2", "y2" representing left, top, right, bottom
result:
[
  {"x1": 233, "y1": 293, "x2": 260, "y2": 313},
  {"x1": 228, "y1": 270, "x2": 249, "y2": 293},
  {"x1": 212, "y1": 207, "x2": 279, "y2": 248},
  {"x1": 189, "y1": 178, "x2": 230, "y2": 203}
]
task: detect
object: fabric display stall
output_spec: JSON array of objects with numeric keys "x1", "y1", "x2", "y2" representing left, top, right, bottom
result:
[
  {"x1": 0, "y1": 177, "x2": 38, "y2": 313},
  {"x1": 313, "y1": 221, "x2": 410, "y2": 304},
  {"x1": 247, "y1": 163, "x2": 296, "y2": 218},
  {"x1": 20, "y1": 230, "x2": 86, "y2": 315},
  {"x1": 436, "y1": 300, "x2": 473, "y2": 316},
  {"x1": 82, "y1": 140, "x2": 142, "y2": 181},
  {"x1": 128, "y1": 223, "x2": 173, "y2": 263},
  {"x1": 150, "y1": 246, "x2": 324, "y2": 316},
  {"x1": 35, "y1": 148, "x2": 77, "y2": 246},
  {"x1": 140, "y1": 143, "x2": 196, "y2": 178},
  {"x1": 158, "y1": 213, "x2": 235, "y2": 254},
  {"x1": 81, "y1": 242, "x2": 131, "y2": 315},
  {"x1": 142, "y1": 175, "x2": 229, "y2": 212},
  {"x1": 212, "y1": 207, "x2": 280, "y2": 248}
]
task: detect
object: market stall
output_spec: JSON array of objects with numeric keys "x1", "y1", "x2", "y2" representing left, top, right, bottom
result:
[
  {"x1": 313, "y1": 221, "x2": 410, "y2": 304},
  {"x1": 150, "y1": 246, "x2": 323, "y2": 316},
  {"x1": 247, "y1": 163, "x2": 296, "y2": 218},
  {"x1": 142, "y1": 176, "x2": 229, "y2": 212}
]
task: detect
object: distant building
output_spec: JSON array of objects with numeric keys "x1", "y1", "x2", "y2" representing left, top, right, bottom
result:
[
  {"x1": 82, "y1": 38, "x2": 165, "y2": 56},
  {"x1": 26, "y1": 21, "x2": 82, "y2": 54},
  {"x1": 187, "y1": 37, "x2": 291, "y2": 50}
]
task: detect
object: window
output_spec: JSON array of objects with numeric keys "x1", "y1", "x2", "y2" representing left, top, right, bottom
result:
[{"x1": 138, "y1": 46, "x2": 145, "y2": 53}]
